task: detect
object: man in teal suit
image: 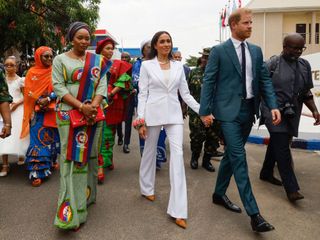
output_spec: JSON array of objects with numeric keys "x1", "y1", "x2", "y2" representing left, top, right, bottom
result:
[{"x1": 200, "y1": 8, "x2": 281, "y2": 232}]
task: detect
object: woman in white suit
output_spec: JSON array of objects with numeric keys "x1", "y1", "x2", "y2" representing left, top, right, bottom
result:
[{"x1": 137, "y1": 31, "x2": 200, "y2": 229}]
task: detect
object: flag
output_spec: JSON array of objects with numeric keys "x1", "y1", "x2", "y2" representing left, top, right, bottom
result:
[
  {"x1": 239, "y1": 0, "x2": 242, "y2": 8},
  {"x1": 232, "y1": 0, "x2": 237, "y2": 12},
  {"x1": 221, "y1": 7, "x2": 227, "y2": 27},
  {"x1": 226, "y1": 0, "x2": 231, "y2": 20}
]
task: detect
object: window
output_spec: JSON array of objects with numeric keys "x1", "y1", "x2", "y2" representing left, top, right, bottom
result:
[
  {"x1": 296, "y1": 23, "x2": 306, "y2": 41},
  {"x1": 309, "y1": 24, "x2": 312, "y2": 44}
]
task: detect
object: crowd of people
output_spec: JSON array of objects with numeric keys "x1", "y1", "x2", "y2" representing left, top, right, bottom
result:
[{"x1": 0, "y1": 7, "x2": 319, "y2": 233}]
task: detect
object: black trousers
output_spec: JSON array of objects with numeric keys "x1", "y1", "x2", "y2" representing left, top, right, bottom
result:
[
  {"x1": 117, "y1": 123, "x2": 123, "y2": 140},
  {"x1": 260, "y1": 132, "x2": 300, "y2": 193},
  {"x1": 124, "y1": 96, "x2": 135, "y2": 145},
  {"x1": 116, "y1": 96, "x2": 135, "y2": 145}
]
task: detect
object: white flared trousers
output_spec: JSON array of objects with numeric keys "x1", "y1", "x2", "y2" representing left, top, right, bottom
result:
[{"x1": 139, "y1": 124, "x2": 187, "y2": 219}]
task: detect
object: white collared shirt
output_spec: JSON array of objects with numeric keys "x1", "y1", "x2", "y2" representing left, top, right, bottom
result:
[{"x1": 230, "y1": 37, "x2": 254, "y2": 99}]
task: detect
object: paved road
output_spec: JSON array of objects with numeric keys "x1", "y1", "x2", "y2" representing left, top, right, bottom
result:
[{"x1": 0, "y1": 124, "x2": 319, "y2": 240}]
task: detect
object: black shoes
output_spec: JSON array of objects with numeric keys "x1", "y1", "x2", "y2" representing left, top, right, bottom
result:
[
  {"x1": 202, "y1": 153, "x2": 215, "y2": 172},
  {"x1": 123, "y1": 144, "x2": 130, "y2": 153},
  {"x1": 190, "y1": 160, "x2": 198, "y2": 169},
  {"x1": 190, "y1": 152, "x2": 215, "y2": 172},
  {"x1": 202, "y1": 161, "x2": 215, "y2": 172},
  {"x1": 212, "y1": 194, "x2": 242, "y2": 213},
  {"x1": 212, "y1": 151, "x2": 224, "y2": 157},
  {"x1": 251, "y1": 214, "x2": 275, "y2": 232},
  {"x1": 118, "y1": 138, "x2": 123, "y2": 146},
  {"x1": 287, "y1": 191, "x2": 304, "y2": 202},
  {"x1": 190, "y1": 152, "x2": 199, "y2": 169},
  {"x1": 260, "y1": 175, "x2": 282, "y2": 186}
]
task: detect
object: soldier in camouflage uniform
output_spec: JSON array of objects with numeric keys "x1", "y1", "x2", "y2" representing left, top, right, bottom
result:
[
  {"x1": 0, "y1": 67, "x2": 13, "y2": 176},
  {"x1": 188, "y1": 48, "x2": 223, "y2": 172},
  {"x1": 0, "y1": 68, "x2": 12, "y2": 138}
]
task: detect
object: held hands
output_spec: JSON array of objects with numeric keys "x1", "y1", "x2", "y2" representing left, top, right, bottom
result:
[
  {"x1": 138, "y1": 125, "x2": 147, "y2": 140},
  {"x1": 10, "y1": 102, "x2": 19, "y2": 112},
  {"x1": 312, "y1": 111, "x2": 320, "y2": 125},
  {"x1": 200, "y1": 114, "x2": 215, "y2": 128},
  {"x1": 271, "y1": 109, "x2": 281, "y2": 125},
  {"x1": 37, "y1": 98, "x2": 49, "y2": 110},
  {"x1": 81, "y1": 103, "x2": 98, "y2": 126},
  {"x1": 0, "y1": 125, "x2": 11, "y2": 138}
]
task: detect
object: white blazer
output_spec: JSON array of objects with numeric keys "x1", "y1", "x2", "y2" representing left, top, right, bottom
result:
[{"x1": 138, "y1": 58, "x2": 199, "y2": 126}]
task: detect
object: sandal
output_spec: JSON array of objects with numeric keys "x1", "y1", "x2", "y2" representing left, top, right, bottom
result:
[
  {"x1": 52, "y1": 162, "x2": 59, "y2": 170},
  {"x1": 17, "y1": 159, "x2": 25, "y2": 165},
  {"x1": 0, "y1": 164, "x2": 10, "y2": 177},
  {"x1": 98, "y1": 168, "x2": 105, "y2": 184},
  {"x1": 31, "y1": 178, "x2": 42, "y2": 187},
  {"x1": 107, "y1": 162, "x2": 114, "y2": 171}
]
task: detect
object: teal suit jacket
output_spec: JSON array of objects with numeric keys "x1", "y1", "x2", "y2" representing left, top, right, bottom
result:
[{"x1": 199, "y1": 39, "x2": 277, "y2": 121}]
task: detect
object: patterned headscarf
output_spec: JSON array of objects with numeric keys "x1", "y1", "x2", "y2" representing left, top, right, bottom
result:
[
  {"x1": 21, "y1": 46, "x2": 54, "y2": 138},
  {"x1": 66, "y1": 21, "x2": 91, "y2": 42}
]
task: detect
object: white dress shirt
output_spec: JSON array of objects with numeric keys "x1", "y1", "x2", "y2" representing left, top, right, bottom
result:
[{"x1": 231, "y1": 37, "x2": 254, "y2": 99}]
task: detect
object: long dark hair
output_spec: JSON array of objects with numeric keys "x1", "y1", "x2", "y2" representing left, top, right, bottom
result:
[{"x1": 148, "y1": 31, "x2": 173, "y2": 60}]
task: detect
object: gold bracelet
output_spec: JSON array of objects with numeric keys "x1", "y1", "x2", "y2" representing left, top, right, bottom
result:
[{"x1": 4, "y1": 123, "x2": 11, "y2": 128}]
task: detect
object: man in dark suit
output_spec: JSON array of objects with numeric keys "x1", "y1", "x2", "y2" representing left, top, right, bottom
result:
[{"x1": 199, "y1": 8, "x2": 281, "y2": 232}]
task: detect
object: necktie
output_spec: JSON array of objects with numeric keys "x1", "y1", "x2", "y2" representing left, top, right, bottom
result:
[{"x1": 241, "y1": 42, "x2": 247, "y2": 99}]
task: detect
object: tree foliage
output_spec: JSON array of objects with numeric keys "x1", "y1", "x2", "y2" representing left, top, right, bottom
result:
[
  {"x1": 185, "y1": 55, "x2": 200, "y2": 67},
  {"x1": 0, "y1": 0, "x2": 101, "y2": 56}
]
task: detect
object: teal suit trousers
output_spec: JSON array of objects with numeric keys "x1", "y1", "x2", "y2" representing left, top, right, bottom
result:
[{"x1": 214, "y1": 99, "x2": 259, "y2": 216}]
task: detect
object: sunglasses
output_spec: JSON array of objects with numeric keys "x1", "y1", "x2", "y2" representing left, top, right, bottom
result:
[{"x1": 42, "y1": 54, "x2": 53, "y2": 59}]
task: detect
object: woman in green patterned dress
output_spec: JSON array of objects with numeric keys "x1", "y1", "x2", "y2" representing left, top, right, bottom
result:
[{"x1": 52, "y1": 22, "x2": 110, "y2": 230}]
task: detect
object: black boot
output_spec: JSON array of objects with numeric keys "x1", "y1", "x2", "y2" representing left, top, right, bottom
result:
[
  {"x1": 202, "y1": 153, "x2": 215, "y2": 172},
  {"x1": 190, "y1": 152, "x2": 199, "y2": 169}
]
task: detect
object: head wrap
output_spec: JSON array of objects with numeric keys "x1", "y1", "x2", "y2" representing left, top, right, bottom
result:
[
  {"x1": 21, "y1": 46, "x2": 54, "y2": 138},
  {"x1": 95, "y1": 37, "x2": 115, "y2": 54},
  {"x1": 140, "y1": 39, "x2": 151, "y2": 52},
  {"x1": 67, "y1": 21, "x2": 90, "y2": 42}
]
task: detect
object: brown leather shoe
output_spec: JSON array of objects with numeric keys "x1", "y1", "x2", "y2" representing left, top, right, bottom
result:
[
  {"x1": 175, "y1": 218, "x2": 187, "y2": 229},
  {"x1": 142, "y1": 195, "x2": 155, "y2": 201},
  {"x1": 287, "y1": 192, "x2": 304, "y2": 202}
]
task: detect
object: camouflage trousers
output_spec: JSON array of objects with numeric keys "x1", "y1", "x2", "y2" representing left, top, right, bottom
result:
[{"x1": 188, "y1": 115, "x2": 221, "y2": 155}]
